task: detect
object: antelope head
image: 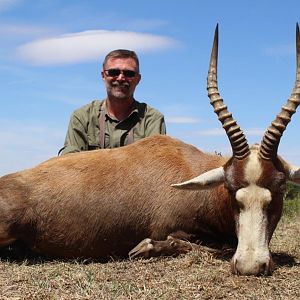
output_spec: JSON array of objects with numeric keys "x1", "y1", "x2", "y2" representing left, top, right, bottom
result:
[{"x1": 173, "y1": 24, "x2": 300, "y2": 275}]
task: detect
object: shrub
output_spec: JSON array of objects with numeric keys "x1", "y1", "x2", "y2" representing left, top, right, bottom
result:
[{"x1": 283, "y1": 182, "x2": 300, "y2": 217}]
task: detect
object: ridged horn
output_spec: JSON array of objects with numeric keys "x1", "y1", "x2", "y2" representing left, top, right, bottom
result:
[
  {"x1": 259, "y1": 23, "x2": 300, "y2": 160},
  {"x1": 207, "y1": 24, "x2": 250, "y2": 159}
]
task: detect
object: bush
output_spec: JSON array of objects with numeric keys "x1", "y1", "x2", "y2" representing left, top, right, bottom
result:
[{"x1": 283, "y1": 182, "x2": 300, "y2": 217}]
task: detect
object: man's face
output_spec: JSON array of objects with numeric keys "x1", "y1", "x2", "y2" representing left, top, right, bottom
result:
[{"x1": 101, "y1": 57, "x2": 141, "y2": 101}]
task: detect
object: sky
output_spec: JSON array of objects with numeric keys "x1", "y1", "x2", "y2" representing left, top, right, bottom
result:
[{"x1": 1, "y1": 0, "x2": 300, "y2": 175}]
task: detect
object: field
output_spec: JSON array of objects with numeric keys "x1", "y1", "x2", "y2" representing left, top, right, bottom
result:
[{"x1": 0, "y1": 199, "x2": 299, "y2": 299}]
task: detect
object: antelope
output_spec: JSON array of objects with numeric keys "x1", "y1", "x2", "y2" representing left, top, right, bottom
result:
[{"x1": 0, "y1": 25, "x2": 299, "y2": 276}]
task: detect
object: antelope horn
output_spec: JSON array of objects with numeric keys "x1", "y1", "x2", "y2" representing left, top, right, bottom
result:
[
  {"x1": 207, "y1": 24, "x2": 250, "y2": 159},
  {"x1": 259, "y1": 23, "x2": 300, "y2": 160}
]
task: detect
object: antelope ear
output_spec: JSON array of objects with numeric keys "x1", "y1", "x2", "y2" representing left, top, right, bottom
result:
[
  {"x1": 288, "y1": 165, "x2": 300, "y2": 186},
  {"x1": 171, "y1": 167, "x2": 225, "y2": 190}
]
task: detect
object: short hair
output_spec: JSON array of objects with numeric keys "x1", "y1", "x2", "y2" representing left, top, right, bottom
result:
[{"x1": 102, "y1": 49, "x2": 140, "y2": 72}]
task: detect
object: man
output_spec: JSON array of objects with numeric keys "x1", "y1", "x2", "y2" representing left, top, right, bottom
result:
[{"x1": 59, "y1": 49, "x2": 166, "y2": 155}]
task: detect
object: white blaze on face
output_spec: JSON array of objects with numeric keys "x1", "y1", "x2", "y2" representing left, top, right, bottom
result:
[{"x1": 232, "y1": 149, "x2": 272, "y2": 275}]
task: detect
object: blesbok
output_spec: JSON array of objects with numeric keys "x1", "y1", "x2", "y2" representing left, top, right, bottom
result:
[{"x1": 0, "y1": 25, "x2": 299, "y2": 276}]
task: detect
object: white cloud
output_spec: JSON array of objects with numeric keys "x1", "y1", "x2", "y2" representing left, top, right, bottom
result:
[
  {"x1": 0, "y1": 0, "x2": 19, "y2": 11},
  {"x1": 16, "y1": 30, "x2": 178, "y2": 65},
  {"x1": 166, "y1": 116, "x2": 201, "y2": 124}
]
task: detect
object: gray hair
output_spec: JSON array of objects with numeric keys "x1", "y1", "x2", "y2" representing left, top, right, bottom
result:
[{"x1": 102, "y1": 49, "x2": 140, "y2": 72}]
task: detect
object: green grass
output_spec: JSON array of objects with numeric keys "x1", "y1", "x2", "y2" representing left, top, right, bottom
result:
[
  {"x1": 283, "y1": 197, "x2": 300, "y2": 218},
  {"x1": 283, "y1": 183, "x2": 300, "y2": 218}
]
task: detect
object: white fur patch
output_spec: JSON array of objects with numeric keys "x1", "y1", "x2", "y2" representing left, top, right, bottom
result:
[
  {"x1": 244, "y1": 148, "x2": 262, "y2": 184},
  {"x1": 233, "y1": 146, "x2": 272, "y2": 275},
  {"x1": 236, "y1": 185, "x2": 271, "y2": 209}
]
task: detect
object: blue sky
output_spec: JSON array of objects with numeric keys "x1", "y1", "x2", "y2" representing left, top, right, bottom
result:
[{"x1": 1, "y1": 0, "x2": 300, "y2": 175}]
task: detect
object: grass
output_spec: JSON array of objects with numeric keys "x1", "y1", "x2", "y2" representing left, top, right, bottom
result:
[
  {"x1": 0, "y1": 199, "x2": 298, "y2": 299},
  {"x1": 283, "y1": 195, "x2": 300, "y2": 218}
]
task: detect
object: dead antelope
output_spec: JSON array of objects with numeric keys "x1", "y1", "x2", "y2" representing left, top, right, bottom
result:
[{"x1": 0, "y1": 25, "x2": 299, "y2": 276}]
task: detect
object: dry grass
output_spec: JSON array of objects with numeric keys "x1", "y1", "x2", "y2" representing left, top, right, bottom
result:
[{"x1": 0, "y1": 215, "x2": 299, "y2": 299}]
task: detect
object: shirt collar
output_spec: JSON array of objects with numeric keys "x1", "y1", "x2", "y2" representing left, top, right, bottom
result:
[{"x1": 102, "y1": 99, "x2": 140, "y2": 122}]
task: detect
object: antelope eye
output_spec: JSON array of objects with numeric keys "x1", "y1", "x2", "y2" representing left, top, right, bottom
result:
[
  {"x1": 278, "y1": 184, "x2": 287, "y2": 193},
  {"x1": 268, "y1": 172, "x2": 286, "y2": 192}
]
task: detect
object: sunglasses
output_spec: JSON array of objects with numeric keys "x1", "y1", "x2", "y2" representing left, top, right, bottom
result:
[{"x1": 104, "y1": 68, "x2": 138, "y2": 78}]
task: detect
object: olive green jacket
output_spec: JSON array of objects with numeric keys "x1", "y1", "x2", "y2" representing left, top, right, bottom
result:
[{"x1": 60, "y1": 99, "x2": 166, "y2": 155}]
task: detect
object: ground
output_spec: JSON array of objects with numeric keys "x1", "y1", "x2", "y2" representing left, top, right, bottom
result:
[{"x1": 0, "y1": 215, "x2": 298, "y2": 299}]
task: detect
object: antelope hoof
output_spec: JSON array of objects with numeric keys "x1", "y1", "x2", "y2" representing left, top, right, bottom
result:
[{"x1": 129, "y1": 238, "x2": 154, "y2": 259}]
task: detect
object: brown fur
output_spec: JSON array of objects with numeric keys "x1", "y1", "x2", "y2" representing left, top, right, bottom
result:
[{"x1": 0, "y1": 135, "x2": 237, "y2": 259}]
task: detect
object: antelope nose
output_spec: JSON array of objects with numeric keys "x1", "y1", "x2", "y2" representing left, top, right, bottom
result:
[
  {"x1": 233, "y1": 259, "x2": 272, "y2": 276},
  {"x1": 259, "y1": 263, "x2": 268, "y2": 275}
]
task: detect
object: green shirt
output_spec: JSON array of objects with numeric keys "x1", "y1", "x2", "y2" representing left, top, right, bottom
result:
[{"x1": 60, "y1": 99, "x2": 166, "y2": 155}]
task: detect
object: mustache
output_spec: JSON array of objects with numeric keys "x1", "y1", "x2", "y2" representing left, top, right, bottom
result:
[{"x1": 112, "y1": 81, "x2": 130, "y2": 88}]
